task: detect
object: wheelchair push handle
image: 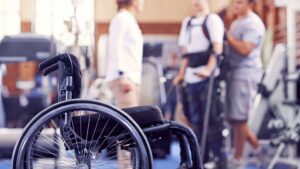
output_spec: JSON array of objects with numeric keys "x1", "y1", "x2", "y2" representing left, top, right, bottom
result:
[
  {"x1": 39, "y1": 53, "x2": 74, "y2": 76},
  {"x1": 39, "y1": 55, "x2": 59, "y2": 70},
  {"x1": 43, "y1": 63, "x2": 58, "y2": 76}
]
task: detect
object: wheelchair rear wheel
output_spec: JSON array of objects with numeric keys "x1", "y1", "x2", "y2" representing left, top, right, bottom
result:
[{"x1": 12, "y1": 99, "x2": 153, "y2": 169}]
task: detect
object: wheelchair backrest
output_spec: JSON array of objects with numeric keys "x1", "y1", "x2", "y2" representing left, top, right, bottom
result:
[{"x1": 39, "y1": 53, "x2": 82, "y2": 102}]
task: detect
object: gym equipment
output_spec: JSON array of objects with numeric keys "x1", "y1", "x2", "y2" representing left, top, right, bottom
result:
[
  {"x1": 12, "y1": 53, "x2": 203, "y2": 169},
  {"x1": 266, "y1": 4, "x2": 300, "y2": 167},
  {"x1": 0, "y1": 128, "x2": 58, "y2": 160},
  {"x1": 265, "y1": 49, "x2": 300, "y2": 169},
  {"x1": 3, "y1": 95, "x2": 47, "y2": 127},
  {"x1": 0, "y1": 34, "x2": 56, "y2": 158},
  {"x1": 248, "y1": 44, "x2": 300, "y2": 168},
  {"x1": 141, "y1": 58, "x2": 172, "y2": 159},
  {"x1": 0, "y1": 34, "x2": 54, "y2": 127},
  {"x1": 248, "y1": 44, "x2": 287, "y2": 136},
  {"x1": 141, "y1": 42, "x2": 166, "y2": 106},
  {"x1": 0, "y1": 129, "x2": 22, "y2": 158},
  {"x1": 267, "y1": 105, "x2": 300, "y2": 169},
  {"x1": 0, "y1": 33, "x2": 55, "y2": 62}
]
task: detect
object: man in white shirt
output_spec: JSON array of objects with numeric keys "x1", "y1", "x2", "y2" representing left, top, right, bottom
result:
[{"x1": 174, "y1": 0, "x2": 224, "y2": 164}]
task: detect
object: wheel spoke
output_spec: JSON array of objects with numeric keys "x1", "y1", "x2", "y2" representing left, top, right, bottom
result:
[{"x1": 16, "y1": 103, "x2": 147, "y2": 169}]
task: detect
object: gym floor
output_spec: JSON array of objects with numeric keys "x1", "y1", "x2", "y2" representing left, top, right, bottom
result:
[{"x1": 0, "y1": 142, "x2": 288, "y2": 169}]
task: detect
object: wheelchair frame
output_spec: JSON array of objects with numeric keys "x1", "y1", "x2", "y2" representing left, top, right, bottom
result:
[{"x1": 12, "y1": 53, "x2": 203, "y2": 169}]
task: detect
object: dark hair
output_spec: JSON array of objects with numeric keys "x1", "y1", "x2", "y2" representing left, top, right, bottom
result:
[
  {"x1": 117, "y1": 0, "x2": 132, "y2": 10},
  {"x1": 248, "y1": 0, "x2": 256, "y2": 3}
]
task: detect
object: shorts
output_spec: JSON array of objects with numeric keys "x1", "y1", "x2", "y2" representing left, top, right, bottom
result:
[{"x1": 226, "y1": 78, "x2": 258, "y2": 121}]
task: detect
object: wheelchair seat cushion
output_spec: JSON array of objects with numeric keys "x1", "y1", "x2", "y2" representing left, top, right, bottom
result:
[
  {"x1": 122, "y1": 106, "x2": 165, "y2": 128},
  {"x1": 71, "y1": 106, "x2": 165, "y2": 140}
]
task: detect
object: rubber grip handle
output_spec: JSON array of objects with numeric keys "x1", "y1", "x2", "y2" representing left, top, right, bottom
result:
[
  {"x1": 39, "y1": 55, "x2": 59, "y2": 71},
  {"x1": 43, "y1": 63, "x2": 58, "y2": 76}
]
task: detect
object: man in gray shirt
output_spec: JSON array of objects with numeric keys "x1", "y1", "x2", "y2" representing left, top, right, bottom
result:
[{"x1": 226, "y1": 0, "x2": 265, "y2": 166}]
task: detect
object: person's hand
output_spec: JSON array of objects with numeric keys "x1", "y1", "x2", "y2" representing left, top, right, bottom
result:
[
  {"x1": 173, "y1": 75, "x2": 184, "y2": 85},
  {"x1": 195, "y1": 67, "x2": 211, "y2": 79},
  {"x1": 119, "y1": 78, "x2": 132, "y2": 93}
]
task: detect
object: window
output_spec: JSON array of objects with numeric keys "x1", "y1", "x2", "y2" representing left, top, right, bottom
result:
[
  {"x1": 34, "y1": 0, "x2": 95, "y2": 46},
  {"x1": 0, "y1": 0, "x2": 21, "y2": 39}
]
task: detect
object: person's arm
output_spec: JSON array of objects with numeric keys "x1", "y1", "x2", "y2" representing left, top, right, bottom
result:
[
  {"x1": 227, "y1": 33, "x2": 256, "y2": 56},
  {"x1": 196, "y1": 14, "x2": 224, "y2": 78},
  {"x1": 108, "y1": 16, "x2": 127, "y2": 74},
  {"x1": 173, "y1": 52, "x2": 188, "y2": 85},
  {"x1": 207, "y1": 42, "x2": 223, "y2": 71},
  {"x1": 108, "y1": 16, "x2": 133, "y2": 92},
  {"x1": 196, "y1": 42, "x2": 222, "y2": 78},
  {"x1": 227, "y1": 22, "x2": 264, "y2": 57},
  {"x1": 173, "y1": 18, "x2": 189, "y2": 85}
]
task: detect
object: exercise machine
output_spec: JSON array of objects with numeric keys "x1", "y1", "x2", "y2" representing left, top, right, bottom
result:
[
  {"x1": 0, "y1": 34, "x2": 56, "y2": 158},
  {"x1": 248, "y1": 44, "x2": 300, "y2": 168}
]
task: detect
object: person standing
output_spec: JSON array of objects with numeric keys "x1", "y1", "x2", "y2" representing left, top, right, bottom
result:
[
  {"x1": 106, "y1": 0, "x2": 144, "y2": 109},
  {"x1": 226, "y1": 0, "x2": 265, "y2": 167},
  {"x1": 106, "y1": 0, "x2": 145, "y2": 168},
  {"x1": 173, "y1": 0, "x2": 225, "y2": 163}
]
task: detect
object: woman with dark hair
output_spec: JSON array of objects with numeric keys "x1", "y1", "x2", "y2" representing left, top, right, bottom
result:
[{"x1": 106, "y1": 0, "x2": 145, "y2": 168}]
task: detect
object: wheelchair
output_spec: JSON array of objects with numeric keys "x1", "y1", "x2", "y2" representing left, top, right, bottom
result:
[{"x1": 12, "y1": 53, "x2": 203, "y2": 169}]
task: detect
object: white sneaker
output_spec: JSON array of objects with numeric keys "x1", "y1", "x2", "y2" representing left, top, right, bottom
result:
[
  {"x1": 227, "y1": 158, "x2": 245, "y2": 169},
  {"x1": 203, "y1": 161, "x2": 217, "y2": 169},
  {"x1": 248, "y1": 146, "x2": 268, "y2": 167}
]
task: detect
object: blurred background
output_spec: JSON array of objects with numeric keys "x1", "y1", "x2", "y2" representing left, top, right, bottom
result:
[{"x1": 0, "y1": 0, "x2": 300, "y2": 168}]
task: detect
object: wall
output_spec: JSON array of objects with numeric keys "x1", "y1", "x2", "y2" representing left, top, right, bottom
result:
[
  {"x1": 94, "y1": 0, "x2": 229, "y2": 70},
  {"x1": 20, "y1": 0, "x2": 34, "y2": 32},
  {"x1": 16, "y1": 0, "x2": 231, "y2": 77},
  {"x1": 95, "y1": 0, "x2": 230, "y2": 23},
  {"x1": 19, "y1": 0, "x2": 230, "y2": 33},
  {"x1": 18, "y1": 0, "x2": 232, "y2": 54}
]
